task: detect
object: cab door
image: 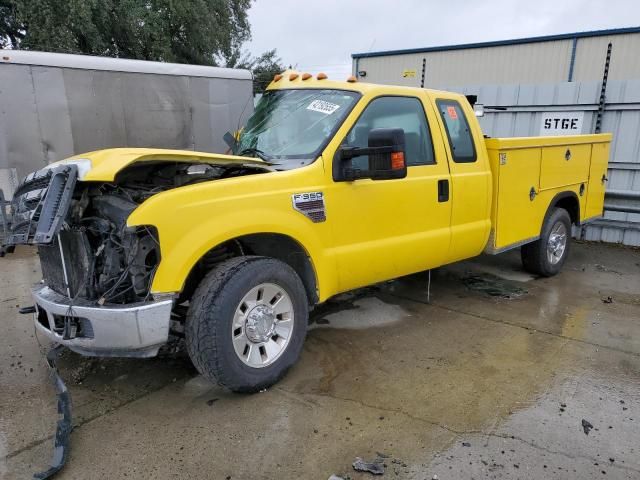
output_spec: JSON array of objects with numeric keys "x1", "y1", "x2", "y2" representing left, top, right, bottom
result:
[
  {"x1": 431, "y1": 97, "x2": 492, "y2": 263},
  {"x1": 325, "y1": 94, "x2": 452, "y2": 293}
]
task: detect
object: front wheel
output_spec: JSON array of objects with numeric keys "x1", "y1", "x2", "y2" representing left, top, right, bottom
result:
[
  {"x1": 521, "y1": 208, "x2": 572, "y2": 277},
  {"x1": 186, "y1": 256, "x2": 308, "y2": 392}
]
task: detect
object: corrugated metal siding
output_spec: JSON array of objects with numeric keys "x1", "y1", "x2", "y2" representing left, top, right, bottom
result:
[
  {"x1": 357, "y1": 40, "x2": 573, "y2": 87},
  {"x1": 572, "y1": 33, "x2": 640, "y2": 81},
  {"x1": 355, "y1": 32, "x2": 640, "y2": 86},
  {"x1": 446, "y1": 80, "x2": 640, "y2": 246}
]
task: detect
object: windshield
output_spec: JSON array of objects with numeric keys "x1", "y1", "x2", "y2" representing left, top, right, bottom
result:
[{"x1": 234, "y1": 89, "x2": 360, "y2": 165}]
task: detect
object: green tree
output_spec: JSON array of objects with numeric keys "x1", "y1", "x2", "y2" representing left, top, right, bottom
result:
[
  {"x1": 2, "y1": 0, "x2": 254, "y2": 66},
  {"x1": 0, "y1": 0, "x2": 23, "y2": 48},
  {"x1": 226, "y1": 48, "x2": 285, "y2": 94}
]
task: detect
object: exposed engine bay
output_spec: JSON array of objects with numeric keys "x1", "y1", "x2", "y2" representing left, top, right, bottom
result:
[{"x1": 7, "y1": 160, "x2": 268, "y2": 305}]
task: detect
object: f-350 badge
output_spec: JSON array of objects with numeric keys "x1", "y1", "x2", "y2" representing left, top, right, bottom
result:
[{"x1": 292, "y1": 192, "x2": 326, "y2": 223}]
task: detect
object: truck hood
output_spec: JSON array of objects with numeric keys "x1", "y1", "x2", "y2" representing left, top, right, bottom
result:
[{"x1": 51, "y1": 147, "x2": 268, "y2": 182}]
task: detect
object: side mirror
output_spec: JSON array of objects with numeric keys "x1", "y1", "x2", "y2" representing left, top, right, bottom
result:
[
  {"x1": 223, "y1": 131, "x2": 237, "y2": 150},
  {"x1": 338, "y1": 128, "x2": 407, "y2": 181}
]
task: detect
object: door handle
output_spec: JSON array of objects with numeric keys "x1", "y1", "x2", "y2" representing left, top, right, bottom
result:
[{"x1": 438, "y1": 179, "x2": 449, "y2": 202}]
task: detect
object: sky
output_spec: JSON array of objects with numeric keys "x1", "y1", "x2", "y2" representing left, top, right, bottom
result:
[{"x1": 246, "y1": 0, "x2": 640, "y2": 79}]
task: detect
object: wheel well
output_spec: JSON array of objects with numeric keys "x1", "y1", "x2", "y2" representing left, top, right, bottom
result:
[
  {"x1": 551, "y1": 193, "x2": 580, "y2": 225},
  {"x1": 179, "y1": 234, "x2": 318, "y2": 305}
]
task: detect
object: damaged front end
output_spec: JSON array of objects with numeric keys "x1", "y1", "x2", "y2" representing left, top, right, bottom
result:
[
  {"x1": 8, "y1": 162, "x2": 161, "y2": 306},
  {"x1": 7, "y1": 155, "x2": 268, "y2": 357}
]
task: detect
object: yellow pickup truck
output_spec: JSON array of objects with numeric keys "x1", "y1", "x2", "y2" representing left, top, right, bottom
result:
[{"x1": 6, "y1": 72, "x2": 611, "y2": 392}]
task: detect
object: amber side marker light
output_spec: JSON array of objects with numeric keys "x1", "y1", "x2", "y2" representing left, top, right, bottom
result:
[
  {"x1": 347, "y1": 75, "x2": 357, "y2": 83},
  {"x1": 317, "y1": 73, "x2": 328, "y2": 80},
  {"x1": 301, "y1": 73, "x2": 312, "y2": 80},
  {"x1": 289, "y1": 73, "x2": 299, "y2": 81},
  {"x1": 391, "y1": 152, "x2": 405, "y2": 170},
  {"x1": 273, "y1": 74, "x2": 283, "y2": 82}
]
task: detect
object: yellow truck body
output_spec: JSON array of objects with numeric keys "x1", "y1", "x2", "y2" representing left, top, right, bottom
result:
[
  {"x1": 62, "y1": 77, "x2": 609, "y2": 302},
  {"x1": 9, "y1": 73, "x2": 611, "y2": 391}
]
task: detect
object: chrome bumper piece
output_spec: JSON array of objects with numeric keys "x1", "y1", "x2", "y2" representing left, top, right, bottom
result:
[{"x1": 32, "y1": 285, "x2": 173, "y2": 358}]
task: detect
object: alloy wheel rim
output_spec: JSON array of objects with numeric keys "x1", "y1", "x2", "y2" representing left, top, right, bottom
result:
[
  {"x1": 231, "y1": 283, "x2": 294, "y2": 368},
  {"x1": 547, "y1": 222, "x2": 568, "y2": 265}
]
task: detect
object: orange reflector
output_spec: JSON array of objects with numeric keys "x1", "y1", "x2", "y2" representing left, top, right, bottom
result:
[
  {"x1": 317, "y1": 72, "x2": 328, "y2": 80},
  {"x1": 273, "y1": 74, "x2": 283, "y2": 82},
  {"x1": 302, "y1": 73, "x2": 312, "y2": 80},
  {"x1": 289, "y1": 73, "x2": 299, "y2": 80},
  {"x1": 391, "y1": 152, "x2": 405, "y2": 170},
  {"x1": 347, "y1": 75, "x2": 357, "y2": 83}
]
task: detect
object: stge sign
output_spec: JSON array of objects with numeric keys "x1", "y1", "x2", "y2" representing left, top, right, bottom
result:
[{"x1": 539, "y1": 111, "x2": 585, "y2": 136}]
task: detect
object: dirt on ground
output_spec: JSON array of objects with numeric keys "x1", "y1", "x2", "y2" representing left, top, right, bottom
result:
[{"x1": 1, "y1": 242, "x2": 639, "y2": 479}]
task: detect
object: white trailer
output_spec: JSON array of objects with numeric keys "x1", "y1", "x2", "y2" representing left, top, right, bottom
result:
[{"x1": 0, "y1": 50, "x2": 254, "y2": 196}]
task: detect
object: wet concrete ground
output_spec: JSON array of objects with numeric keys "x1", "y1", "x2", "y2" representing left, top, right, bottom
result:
[{"x1": 1, "y1": 242, "x2": 639, "y2": 479}]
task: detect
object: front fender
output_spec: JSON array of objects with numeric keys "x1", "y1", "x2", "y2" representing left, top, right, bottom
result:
[{"x1": 127, "y1": 163, "x2": 338, "y2": 302}]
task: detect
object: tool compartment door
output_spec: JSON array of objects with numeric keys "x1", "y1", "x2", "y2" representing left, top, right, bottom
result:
[
  {"x1": 492, "y1": 148, "x2": 543, "y2": 249},
  {"x1": 585, "y1": 141, "x2": 610, "y2": 220},
  {"x1": 540, "y1": 144, "x2": 591, "y2": 190}
]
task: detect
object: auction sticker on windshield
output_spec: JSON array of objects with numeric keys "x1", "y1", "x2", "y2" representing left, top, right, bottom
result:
[{"x1": 307, "y1": 100, "x2": 341, "y2": 115}]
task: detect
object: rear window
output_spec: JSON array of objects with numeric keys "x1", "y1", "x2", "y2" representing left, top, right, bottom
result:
[{"x1": 437, "y1": 100, "x2": 477, "y2": 163}]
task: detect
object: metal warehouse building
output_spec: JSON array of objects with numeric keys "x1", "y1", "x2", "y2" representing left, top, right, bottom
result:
[
  {"x1": 352, "y1": 27, "x2": 640, "y2": 246},
  {"x1": 352, "y1": 27, "x2": 640, "y2": 87}
]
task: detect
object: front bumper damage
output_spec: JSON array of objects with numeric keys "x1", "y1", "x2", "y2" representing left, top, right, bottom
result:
[
  {"x1": 32, "y1": 285, "x2": 173, "y2": 358},
  {"x1": 33, "y1": 346, "x2": 72, "y2": 480}
]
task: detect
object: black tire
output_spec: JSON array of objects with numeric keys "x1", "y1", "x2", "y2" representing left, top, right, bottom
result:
[
  {"x1": 185, "y1": 256, "x2": 308, "y2": 393},
  {"x1": 521, "y1": 208, "x2": 572, "y2": 277}
]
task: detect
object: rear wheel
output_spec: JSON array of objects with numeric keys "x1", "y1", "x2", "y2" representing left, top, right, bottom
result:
[
  {"x1": 521, "y1": 208, "x2": 571, "y2": 277},
  {"x1": 185, "y1": 256, "x2": 308, "y2": 392}
]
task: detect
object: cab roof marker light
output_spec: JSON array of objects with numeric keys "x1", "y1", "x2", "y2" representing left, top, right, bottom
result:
[
  {"x1": 302, "y1": 73, "x2": 312, "y2": 80},
  {"x1": 317, "y1": 73, "x2": 328, "y2": 80},
  {"x1": 273, "y1": 74, "x2": 283, "y2": 82},
  {"x1": 347, "y1": 75, "x2": 357, "y2": 83},
  {"x1": 289, "y1": 73, "x2": 299, "y2": 81}
]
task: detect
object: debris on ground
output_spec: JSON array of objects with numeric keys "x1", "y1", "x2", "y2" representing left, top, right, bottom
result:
[
  {"x1": 581, "y1": 419, "x2": 594, "y2": 435},
  {"x1": 352, "y1": 456, "x2": 385, "y2": 475},
  {"x1": 33, "y1": 345, "x2": 72, "y2": 479},
  {"x1": 206, "y1": 398, "x2": 219, "y2": 406},
  {"x1": 462, "y1": 442, "x2": 471, "y2": 447},
  {"x1": 69, "y1": 357, "x2": 100, "y2": 385},
  {"x1": 594, "y1": 264, "x2": 622, "y2": 275},
  {"x1": 328, "y1": 475, "x2": 345, "y2": 480},
  {"x1": 602, "y1": 296, "x2": 614, "y2": 304}
]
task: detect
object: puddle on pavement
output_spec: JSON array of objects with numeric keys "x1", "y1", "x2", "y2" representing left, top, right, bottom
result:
[
  {"x1": 310, "y1": 295, "x2": 409, "y2": 330},
  {"x1": 460, "y1": 272, "x2": 528, "y2": 299},
  {"x1": 465, "y1": 263, "x2": 536, "y2": 283}
]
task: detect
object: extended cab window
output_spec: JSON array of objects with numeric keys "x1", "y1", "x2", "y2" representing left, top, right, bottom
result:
[
  {"x1": 343, "y1": 96, "x2": 435, "y2": 168},
  {"x1": 437, "y1": 100, "x2": 477, "y2": 163}
]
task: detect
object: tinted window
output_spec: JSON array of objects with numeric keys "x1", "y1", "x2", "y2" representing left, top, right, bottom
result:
[
  {"x1": 343, "y1": 96, "x2": 435, "y2": 169},
  {"x1": 437, "y1": 100, "x2": 477, "y2": 163}
]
